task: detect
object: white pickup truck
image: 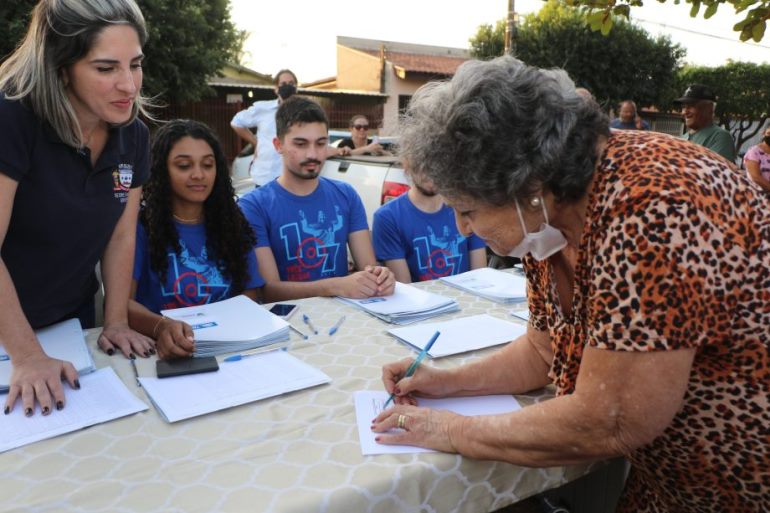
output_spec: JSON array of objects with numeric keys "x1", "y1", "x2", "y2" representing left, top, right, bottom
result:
[{"x1": 231, "y1": 147, "x2": 410, "y2": 227}]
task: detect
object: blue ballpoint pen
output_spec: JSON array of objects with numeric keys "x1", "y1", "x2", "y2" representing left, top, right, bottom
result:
[
  {"x1": 302, "y1": 314, "x2": 318, "y2": 335},
  {"x1": 224, "y1": 342, "x2": 290, "y2": 362},
  {"x1": 383, "y1": 330, "x2": 440, "y2": 409},
  {"x1": 328, "y1": 315, "x2": 346, "y2": 336}
]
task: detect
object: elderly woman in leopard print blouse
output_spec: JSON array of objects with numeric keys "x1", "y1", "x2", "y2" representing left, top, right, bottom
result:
[{"x1": 371, "y1": 56, "x2": 769, "y2": 513}]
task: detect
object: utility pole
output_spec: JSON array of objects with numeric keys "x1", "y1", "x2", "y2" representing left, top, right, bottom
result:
[{"x1": 504, "y1": 0, "x2": 518, "y2": 56}]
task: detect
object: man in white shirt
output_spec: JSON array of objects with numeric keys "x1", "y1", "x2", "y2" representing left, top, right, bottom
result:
[{"x1": 231, "y1": 69, "x2": 298, "y2": 186}]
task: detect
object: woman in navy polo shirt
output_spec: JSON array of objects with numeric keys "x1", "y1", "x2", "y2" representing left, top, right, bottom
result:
[
  {"x1": 0, "y1": 0, "x2": 154, "y2": 416},
  {"x1": 128, "y1": 120, "x2": 265, "y2": 360}
]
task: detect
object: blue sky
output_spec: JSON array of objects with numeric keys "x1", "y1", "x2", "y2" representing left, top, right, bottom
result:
[{"x1": 230, "y1": 0, "x2": 770, "y2": 82}]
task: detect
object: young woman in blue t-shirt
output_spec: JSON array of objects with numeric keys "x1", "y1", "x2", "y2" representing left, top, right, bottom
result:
[{"x1": 129, "y1": 120, "x2": 264, "y2": 360}]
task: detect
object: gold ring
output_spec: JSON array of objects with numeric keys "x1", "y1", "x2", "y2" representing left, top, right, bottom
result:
[{"x1": 397, "y1": 414, "x2": 406, "y2": 430}]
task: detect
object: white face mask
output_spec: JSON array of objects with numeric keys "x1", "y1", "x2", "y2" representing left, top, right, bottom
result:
[{"x1": 507, "y1": 197, "x2": 568, "y2": 261}]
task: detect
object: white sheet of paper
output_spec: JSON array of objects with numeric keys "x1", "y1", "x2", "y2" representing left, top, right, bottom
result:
[
  {"x1": 355, "y1": 390, "x2": 522, "y2": 455},
  {"x1": 0, "y1": 318, "x2": 94, "y2": 392},
  {"x1": 0, "y1": 367, "x2": 147, "y2": 453},
  {"x1": 340, "y1": 282, "x2": 454, "y2": 315},
  {"x1": 388, "y1": 314, "x2": 526, "y2": 357},
  {"x1": 441, "y1": 268, "x2": 528, "y2": 302},
  {"x1": 161, "y1": 295, "x2": 288, "y2": 342},
  {"x1": 510, "y1": 309, "x2": 530, "y2": 322},
  {"x1": 139, "y1": 350, "x2": 331, "y2": 423}
]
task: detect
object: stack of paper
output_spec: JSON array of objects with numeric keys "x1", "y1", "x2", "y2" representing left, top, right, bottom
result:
[
  {"x1": 337, "y1": 282, "x2": 459, "y2": 325},
  {"x1": 139, "y1": 350, "x2": 331, "y2": 422},
  {"x1": 387, "y1": 314, "x2": 526, "y2": 357},
  {"x1": 0, "y1": 367, "x2": 147, "y2": 453},
  {"x1": 1, "y1": 318, "x2": 95, "y2": 393},
  {"x1": 161, "y1": 295, "x2": 290, "y2": 357},
  {"x1": 440, "y1": 267, "x2": 528, "y2": 304}
]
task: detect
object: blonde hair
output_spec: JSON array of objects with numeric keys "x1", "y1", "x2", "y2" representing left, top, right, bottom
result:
[{"x1": 0, "y1": 0, "x2": 150, "y2": 148}]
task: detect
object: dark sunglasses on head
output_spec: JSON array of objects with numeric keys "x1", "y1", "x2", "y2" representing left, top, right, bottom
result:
[{"x1": 353, "y1": 124, "x2": 369, "y2": 130}]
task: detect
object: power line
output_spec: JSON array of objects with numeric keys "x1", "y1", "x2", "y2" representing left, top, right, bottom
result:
[{"x1": 633, "y1": 16, "x2": 770, "y2": 49}]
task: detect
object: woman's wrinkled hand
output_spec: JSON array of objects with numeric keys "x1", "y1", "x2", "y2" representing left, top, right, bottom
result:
[{"x1": 371, "y1": 404, "x2": 464, "y2": 453}]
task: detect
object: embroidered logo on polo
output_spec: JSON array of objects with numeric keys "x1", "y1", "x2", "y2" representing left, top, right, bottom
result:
[
  {"x1": 111, "y1": 163, "x2": 133, "y2": 203},
  {"x1": 413, "y1": 225, "x2": 465, "y2": 280},
  {"x1": 279, "y1": 207, "x2": 343, "y2": 281}
]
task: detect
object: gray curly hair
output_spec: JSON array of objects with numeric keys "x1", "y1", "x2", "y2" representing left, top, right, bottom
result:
[{"x1": 398, "y1": 56, "x2": 609, "y2": 205}]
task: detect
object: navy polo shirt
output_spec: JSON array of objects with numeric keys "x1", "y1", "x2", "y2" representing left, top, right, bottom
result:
[{"x1": 0, "y1": 95, "x2": 149, "y2": 328}]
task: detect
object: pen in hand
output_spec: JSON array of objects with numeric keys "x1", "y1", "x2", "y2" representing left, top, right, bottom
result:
[
  {"x1": 328, "y1": 315, "x2": 346, "y2": 336},
  {"x1": 383, "y1": 330, "x2": 440, "y2": 409},
  {"x1": 302, "y1": 314, "x2": 318, "y2": 335}
]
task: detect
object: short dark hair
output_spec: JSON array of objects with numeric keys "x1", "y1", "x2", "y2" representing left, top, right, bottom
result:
[
  {"x1": 274, "y1": 69, "x2": 298, "y2": 86},
  {"x1": 275, "y1": 97, "x2": 328, "y2": 139}
]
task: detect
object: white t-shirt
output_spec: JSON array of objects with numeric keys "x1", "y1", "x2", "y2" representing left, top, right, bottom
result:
[{"x1": 231, "y1": 99, "x2": 282, "y2": 186}]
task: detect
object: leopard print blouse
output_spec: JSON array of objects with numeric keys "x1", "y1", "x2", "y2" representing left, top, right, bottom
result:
[{"x1": 524, "y1": 130, "x2": 769, "y2": 512}]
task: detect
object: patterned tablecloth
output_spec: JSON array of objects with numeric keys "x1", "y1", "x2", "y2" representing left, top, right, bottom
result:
[{"x1": 0, "y1": 277, "x2": 602, "y2": 513}]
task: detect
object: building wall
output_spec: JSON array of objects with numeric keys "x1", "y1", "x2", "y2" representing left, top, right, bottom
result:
[
  {"x1": 336, "y1": 46, "x2": 381, "y2": 91},
  {"x1": 381, "y1": 67, "x2": 439, "y2": 135}
]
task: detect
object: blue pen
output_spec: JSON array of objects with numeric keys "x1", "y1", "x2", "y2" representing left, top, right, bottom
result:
[
  {"x1": 224, "y1": 342, "x2": 290, "y2": 362},
  {"x1": 302, "y1": 314, "x2": 318, "y2": 335},
  {"x1": 288, "y1": 324, "x2": 309, "y2": 340},
  {"x1": 328, "y1": 315, "x2": 346, "y2": 336},
  {"x1": 383, "y1": 330, "x2": 440, "y2": 409}
]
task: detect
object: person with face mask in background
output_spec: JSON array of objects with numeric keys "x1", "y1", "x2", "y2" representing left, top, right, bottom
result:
[
  {"x1": 743, "y1": 126, "x2": 770, "y2": 191},
  {"x1": 371, "y1": 57, "x2": 769, "y2": 513},
  {"x1": 230, "y1": 69, "x2": 299, "y2": 187}
]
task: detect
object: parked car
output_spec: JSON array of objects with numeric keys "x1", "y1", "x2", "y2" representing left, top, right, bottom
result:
[{"x1": 231, "y1": 141, "x2": 409, "y2": 226}]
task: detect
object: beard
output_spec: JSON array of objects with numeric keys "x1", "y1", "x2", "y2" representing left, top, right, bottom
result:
[
  {"x1": 288, "y1": 159, "x2": 323, "y2": 180},
  {"x1": 415, "y1": 183, "x2": 438, "y2": 197}
]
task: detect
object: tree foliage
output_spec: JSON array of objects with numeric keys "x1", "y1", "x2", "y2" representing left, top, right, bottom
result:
[
  {"x1": 469, "y1": 1, "x2": 686, "y2": 109},
  {"x1": 562, "y1": 0, "x2": 770, "y2": 42},
  {"x1": 676, "y1": 61, "x2": 770, "y2": 150},
  {"x1": 468, "y1": 19, "x2": 506, "y2": 59},
  {"x1": 0, "y1": 0, "x2": 244, "y2": 103}
]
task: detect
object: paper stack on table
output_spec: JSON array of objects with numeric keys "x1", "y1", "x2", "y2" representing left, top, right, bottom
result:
[
  {"x1": 161, "y1": 295, "x2": 290, "y2": 357},
  {"x1": 0, "y1": 318, "x2": 95, "y2": 393},
  {"x1": 139, "y1": 350, "x2": 331, "y2": 422},
  {"x1": 387, "y1": 314, "x2": 526, "y2": 357},
  {"x1": 337, "y1": 282, "x2": 459, "y2": 325},
  {"x1": 440, "y1": 267, "x2": 528, "y2": 304}
]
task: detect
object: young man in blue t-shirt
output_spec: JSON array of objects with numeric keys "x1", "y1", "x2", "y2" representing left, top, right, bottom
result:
[
  {"x1": 372, "y1": 168, "x2": 487, "y2": 283},
  {"x1": 239, "y1": 97, "x2": 395, "y2": 302}
]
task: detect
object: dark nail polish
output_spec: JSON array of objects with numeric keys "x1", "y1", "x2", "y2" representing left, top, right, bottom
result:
[
  {"x1": 149, "y1": 349, "x2": 156, "y2": 355},
  {"x1": 3, "y1": 406, "x2": 9, "y2": 415},
  {"x1": 56, "y1": 401, "x2": 64, "y2": 411},
  {"x1": 129, "y1": 353, "x2": 136, "y2": 360},
  {"x1": 394, "y1": 387, "x2": 401, "y2": 395},
  {"x1": 143, "y1": 351, "x2": 149, "y2": 358},
  {"x1": 374, "y1": 436, "x2": 381, "y2": 442},
  {"x1": 25, "y1": 408, "x2": 32, "y2": 417},
  {"x1": 42, "y1": 406, "x2": 50, "y2": 415},
  {"x1": 74, "y1": 379, "x2": 81, "y2": 389},
  {"x1": 107, "y1": 348, "x2": 114, "y2": 356}
]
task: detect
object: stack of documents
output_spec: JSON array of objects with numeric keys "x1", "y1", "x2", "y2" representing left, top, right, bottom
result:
[
  {"x1": 440, "y1": 267, "x2": 528, "y2": 304},
  {"x1": 1, "y1": 318, "x2": 95, "y2": 392},
  {"x1": 337, "y1": 282, "x2": 459, "y2": 325},
  {"x1": 161, "y1": 295, "x2": 290, "y2": 357},
  {"x1": 387, "y1": 314, "x2": 526, "y2": 357},
  {"x1": 139, "y1": 350, "x2": 331, "y2": 422}
]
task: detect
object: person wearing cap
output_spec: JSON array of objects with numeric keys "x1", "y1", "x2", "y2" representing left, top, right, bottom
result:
[{"x1": 676, "y1": 84, "x2": 736, "y2": 162}]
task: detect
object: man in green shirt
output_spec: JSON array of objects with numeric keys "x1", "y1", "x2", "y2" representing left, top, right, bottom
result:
[{"x1": 676, "y1": 84, "x2": 736, "y2": 163}]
